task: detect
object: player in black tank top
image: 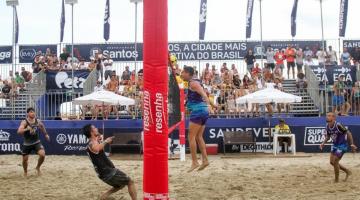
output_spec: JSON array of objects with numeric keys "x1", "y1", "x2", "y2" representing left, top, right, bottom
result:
[
  {"x1": 82, "y1": 124, "x2": 137, "y2": 200},
  {"x1": 17, "y1": 107, "x2": 50, "y2": 177}
]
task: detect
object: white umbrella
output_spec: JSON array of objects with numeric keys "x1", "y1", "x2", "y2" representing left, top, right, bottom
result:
[
  {"x1": 236, "y1": 88, "x2": 302, "y2": 104},
  {"x1": 73, "y1": 90, "x2": 135, "y2": 106}
]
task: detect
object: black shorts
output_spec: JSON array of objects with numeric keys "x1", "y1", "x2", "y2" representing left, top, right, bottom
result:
[
  {"x1": 287, "y1": 62, "x2": 295, "y2": 69},
  {"x1": 103, "y1": 169, "x2": 130, "y2": 188},
  {"x1": 266, "y1": 63, "x2": 275, "y2": 70},
  {"x1": 22, "y1": 143, "x2": 44, "y2": 155}
]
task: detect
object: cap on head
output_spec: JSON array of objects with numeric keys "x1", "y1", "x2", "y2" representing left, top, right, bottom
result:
[{"x1": 279, "y1": 119, "x2": 285, "y2": 123}]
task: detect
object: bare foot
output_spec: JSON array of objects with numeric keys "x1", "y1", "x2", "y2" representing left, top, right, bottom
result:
[
  {"x1": 197, "y1": 161, "x2": 210, "y2": 171},
  {"x1": 334, "y1": 179, "x2": 339, "y2": 183},
  {"x1": 35, "y1": 167, "x2": 41, "y2": 176},
  {"x1": 23, "y1": 172, "x2": 28, "y2": 177},
  {"x1": 344, "y1": 171, "x2": 352, "y2": 182},
  {"x1": 187, "y1": 163, "x2": 200, "y2": 173}
]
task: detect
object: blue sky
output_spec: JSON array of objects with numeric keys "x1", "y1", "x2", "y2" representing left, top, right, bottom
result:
[{"x1": 0, "y1": 0, "x2": 360, "y2": 45}]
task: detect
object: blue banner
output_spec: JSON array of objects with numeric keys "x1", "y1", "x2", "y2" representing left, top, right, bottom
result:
[
  {"x1": 19, "y1": 45, "x2": 57, "y2": 63},
  {"x1": 103, "y1": 0, "x2": 110, "y2": 41},
  {"x1": 1, "y1": 117, "x2": 360, "y2": 155},
  {"x1": 339, "y1": 0, "x2": 348, "y2": 37},
  {"x1": 0, "y1": 46, "x2": 13, "y2": 64},
  {"x1": 245, "y1": 0, "x2": 254, "y2": 39},
  {"x1": 69, "y1": 40, "x2": 322, "y2": 61},
  {"x1": 60, "y1": 0, "x2": 65, "y2": 42},
  {"x1": 15, "y1": 7, "x2": 19, "y2": 44},
  {"x1": 45, "y1": 70, "x2": 89, "y2": 90},
  {"x1": 291, "y1": 0, "x2": 298, "y2": 37},
  {"x1": 309, "y1": 65, "x2": 357, "y2": 85},
  {"x1": 199, "y1": 0, "x2": 207, "y2": 40}
]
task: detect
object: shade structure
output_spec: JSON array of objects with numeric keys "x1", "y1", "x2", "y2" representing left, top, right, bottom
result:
[
  {"x1": 236, "y1": 88, "x2": 302, "y2": 104},
  {"x1": 73, "y1": 90, "x2": 135, "y2": 106}
]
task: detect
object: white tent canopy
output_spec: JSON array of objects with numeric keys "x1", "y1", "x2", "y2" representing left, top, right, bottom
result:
[
  {"x1": 236, "y1": 88, "x2": 302, "y2": 104},
  {"x1": 73, "y1": 90, "x2": 135, "y2": 106}
]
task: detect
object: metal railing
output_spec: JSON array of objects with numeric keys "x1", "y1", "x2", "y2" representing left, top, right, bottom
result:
[{"x1": 305, "y1": 65, "x2": 322, "y2": 114}]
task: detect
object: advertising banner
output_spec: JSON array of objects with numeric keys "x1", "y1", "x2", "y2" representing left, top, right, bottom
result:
[
  {"x1": 45, "y1": 70, "x2": 89, "y2": 90},
  {"x1": 19, "y1": 45, "x2": 57, "y2": 63},
  {"x1": 309, "y1": 65, "x2": 357, "y2": 85},
  {"x1": 0, "y1": 46, "x2": 13, "y2": 64},
  {"x1": 2, "y1": 117, "x2": 359, "y2": 155},
  {"x1": 67, "y1": 40, "x2": 323, "y2": 61}
]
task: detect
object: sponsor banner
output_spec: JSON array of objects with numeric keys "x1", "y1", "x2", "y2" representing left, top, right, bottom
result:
[
  {"x1": 343, "y1": 40, "x2": 360, "y2": 57},
  {"x1": 0, "y1": 46, "x2": 13, "y2": 64},
  {"x1": 19, "y1": 45, "x2": 57, "y2": 63},
  {"x1": 46, "y1": 70, "x2": 89, "y2": 90},
  {"x1": 309, "y1": 65, "x2": 357, "y2": 85},
  {"x1": 2, "y1": 118, "x2": 360, "y2": 155},
  {"x1": 68, "y1": 41, "x2": 322, "y2": 61}
]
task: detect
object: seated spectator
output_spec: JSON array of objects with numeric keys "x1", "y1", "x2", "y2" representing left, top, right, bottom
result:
[
  {"x1": 121, "y1": 66, "x2": 131, "y2": 84},
  {"x1": 88, "y1": 56, "x2": 97, "y2": 71},
  {"x1": 232, "y1": 74, "x2": 241, "y2": 89},
  {"x1": 242, "y1": 74, "x2": 252, "y2": 89},
  {"x1": 226, "y1": 94, "x2": 237, "y2": 117},
  {"x1": 94, "y1": 80, "x2": 104, "y2": 92},
  {"x1": 274, "y1": 119, "x2": 292, "y2": 152},
  {"x1": 77, "y1": 59, "x2": 88, "y2": 70},
  {"x1": 15, "y1": 72, "x2": 25, "y2": 92},
  {"x1": 1, "y1": 80, "x2": 13, "y2": 99},
  {"x1": 273, "y1": 67, "x2": 284, "y2": 82},
  {"x1": 296, "y1": 72, "x2": 308, "y2": 92},
  {"x1": 252, "y1": 63, "x2": 262, "y2": 77},
  {"x1": 60, "y1": 47, "x2": 70, "y2": 63},
  {"x1": 106, "y1": 73, "x2": 119, "y2": 93},
  {"x1": 211, "y1": 71, "x2": 222, "y2": 86},
  {"x1": 21, "y1": 67, "x2": 32, "y2": 83},
  {"x1": 263, "y1": 67, "x2": 273, "y2": 82},
  {"x1": 201, "y1": 63, "x2": 212, "y2": 85},
  {"x1": 230, "y1": 64, "x2": 238, "y2": 75},
  {"x1": 221, "y1": 68, "x2": 233, "y2": 86},
  {"x1": 216, "y1": 90, "x2": 227, "y2": 115}
]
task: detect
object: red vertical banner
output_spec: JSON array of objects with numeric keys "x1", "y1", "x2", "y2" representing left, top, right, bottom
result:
[
  {"x1": 179, "y1": 88, "x2": 186, "y2": 145},
  {"x1": 143, "y1": 0, "x2": 169, "y2": 199}
]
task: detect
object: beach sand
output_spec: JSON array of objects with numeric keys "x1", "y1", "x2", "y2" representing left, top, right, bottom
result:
[{"x1": 0, "y1": 153, "x2": 359, "y2": 200}]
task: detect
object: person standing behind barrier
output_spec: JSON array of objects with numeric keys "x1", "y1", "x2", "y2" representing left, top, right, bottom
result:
[
  {"x1": 285, "y1": 45, "x2": 296, "y2": 79},
  {"x1": 295, "y1": 48, "x2": 304, "y2": 74},
  {"x1": 332, "y1": 75, "x2": 346, "y2": 115},
  {"x1": 266, "y1": 47, "x2": 276, "y2": 72},
  {"x1": 274, "y1": 49, "x2": 285, "y2": 75},
  {"x1": 181, "y1": 66, "x2": 217, "y2": 172},
  {"x1": 327, "y1": 46, "x2": 338, "y2": 65},
  {"x1": 341, "y1": 48, "x2": 352, "y2": 66},
  {"x1": 244, "y1": 50, "x2": 256, "y2": 73},
  {"x1": 316, "y1": 47, "x2": 327, "y2": 66},
  {"x1": 95, "y1": 53, "x2": 104, "y2": 84},
  {"x1": 104, "y1": 56, "x2": 114, "y2": 81},
  {"x1": 17, "y1": 108, "x2": 50, "y2": 177}
]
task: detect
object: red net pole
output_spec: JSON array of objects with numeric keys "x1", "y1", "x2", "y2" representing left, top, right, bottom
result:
[{"x1": 143, "y1": 0, "x2": 169, "y2": 199}]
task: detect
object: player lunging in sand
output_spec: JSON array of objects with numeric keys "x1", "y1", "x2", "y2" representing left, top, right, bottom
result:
[
  {"x1": 181, "y1": 66, "x2": 217, "y2": 172},
  {"x1": 320, "y1": 112, "x2": 357, "y2": 182},
  {"x1": 82, "y1": 124, "x2": 137, "y2": 200},
  {"x1": 17, "y1": 107, "x2": 50, "y2": 177}
]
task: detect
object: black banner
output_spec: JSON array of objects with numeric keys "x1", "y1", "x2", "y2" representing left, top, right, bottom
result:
[
  {"x1": 46, "y1": 70, "x2": 90, "y2": 90},
  {"x1": 339, "y1": 0, "x2": 349, "y2": 37},
  {"x1": 68, "y1": 40, "x2": 323, "y2": 61},
  {"x1": 19, "y1": 45, "x2": 57, "y2": 63},
  {"x1": 309, "y1": 65, "x2": 357, "y2": 85},
  {"x1": 0, "y1": 46, "x2": 13, "y2": 64}
]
